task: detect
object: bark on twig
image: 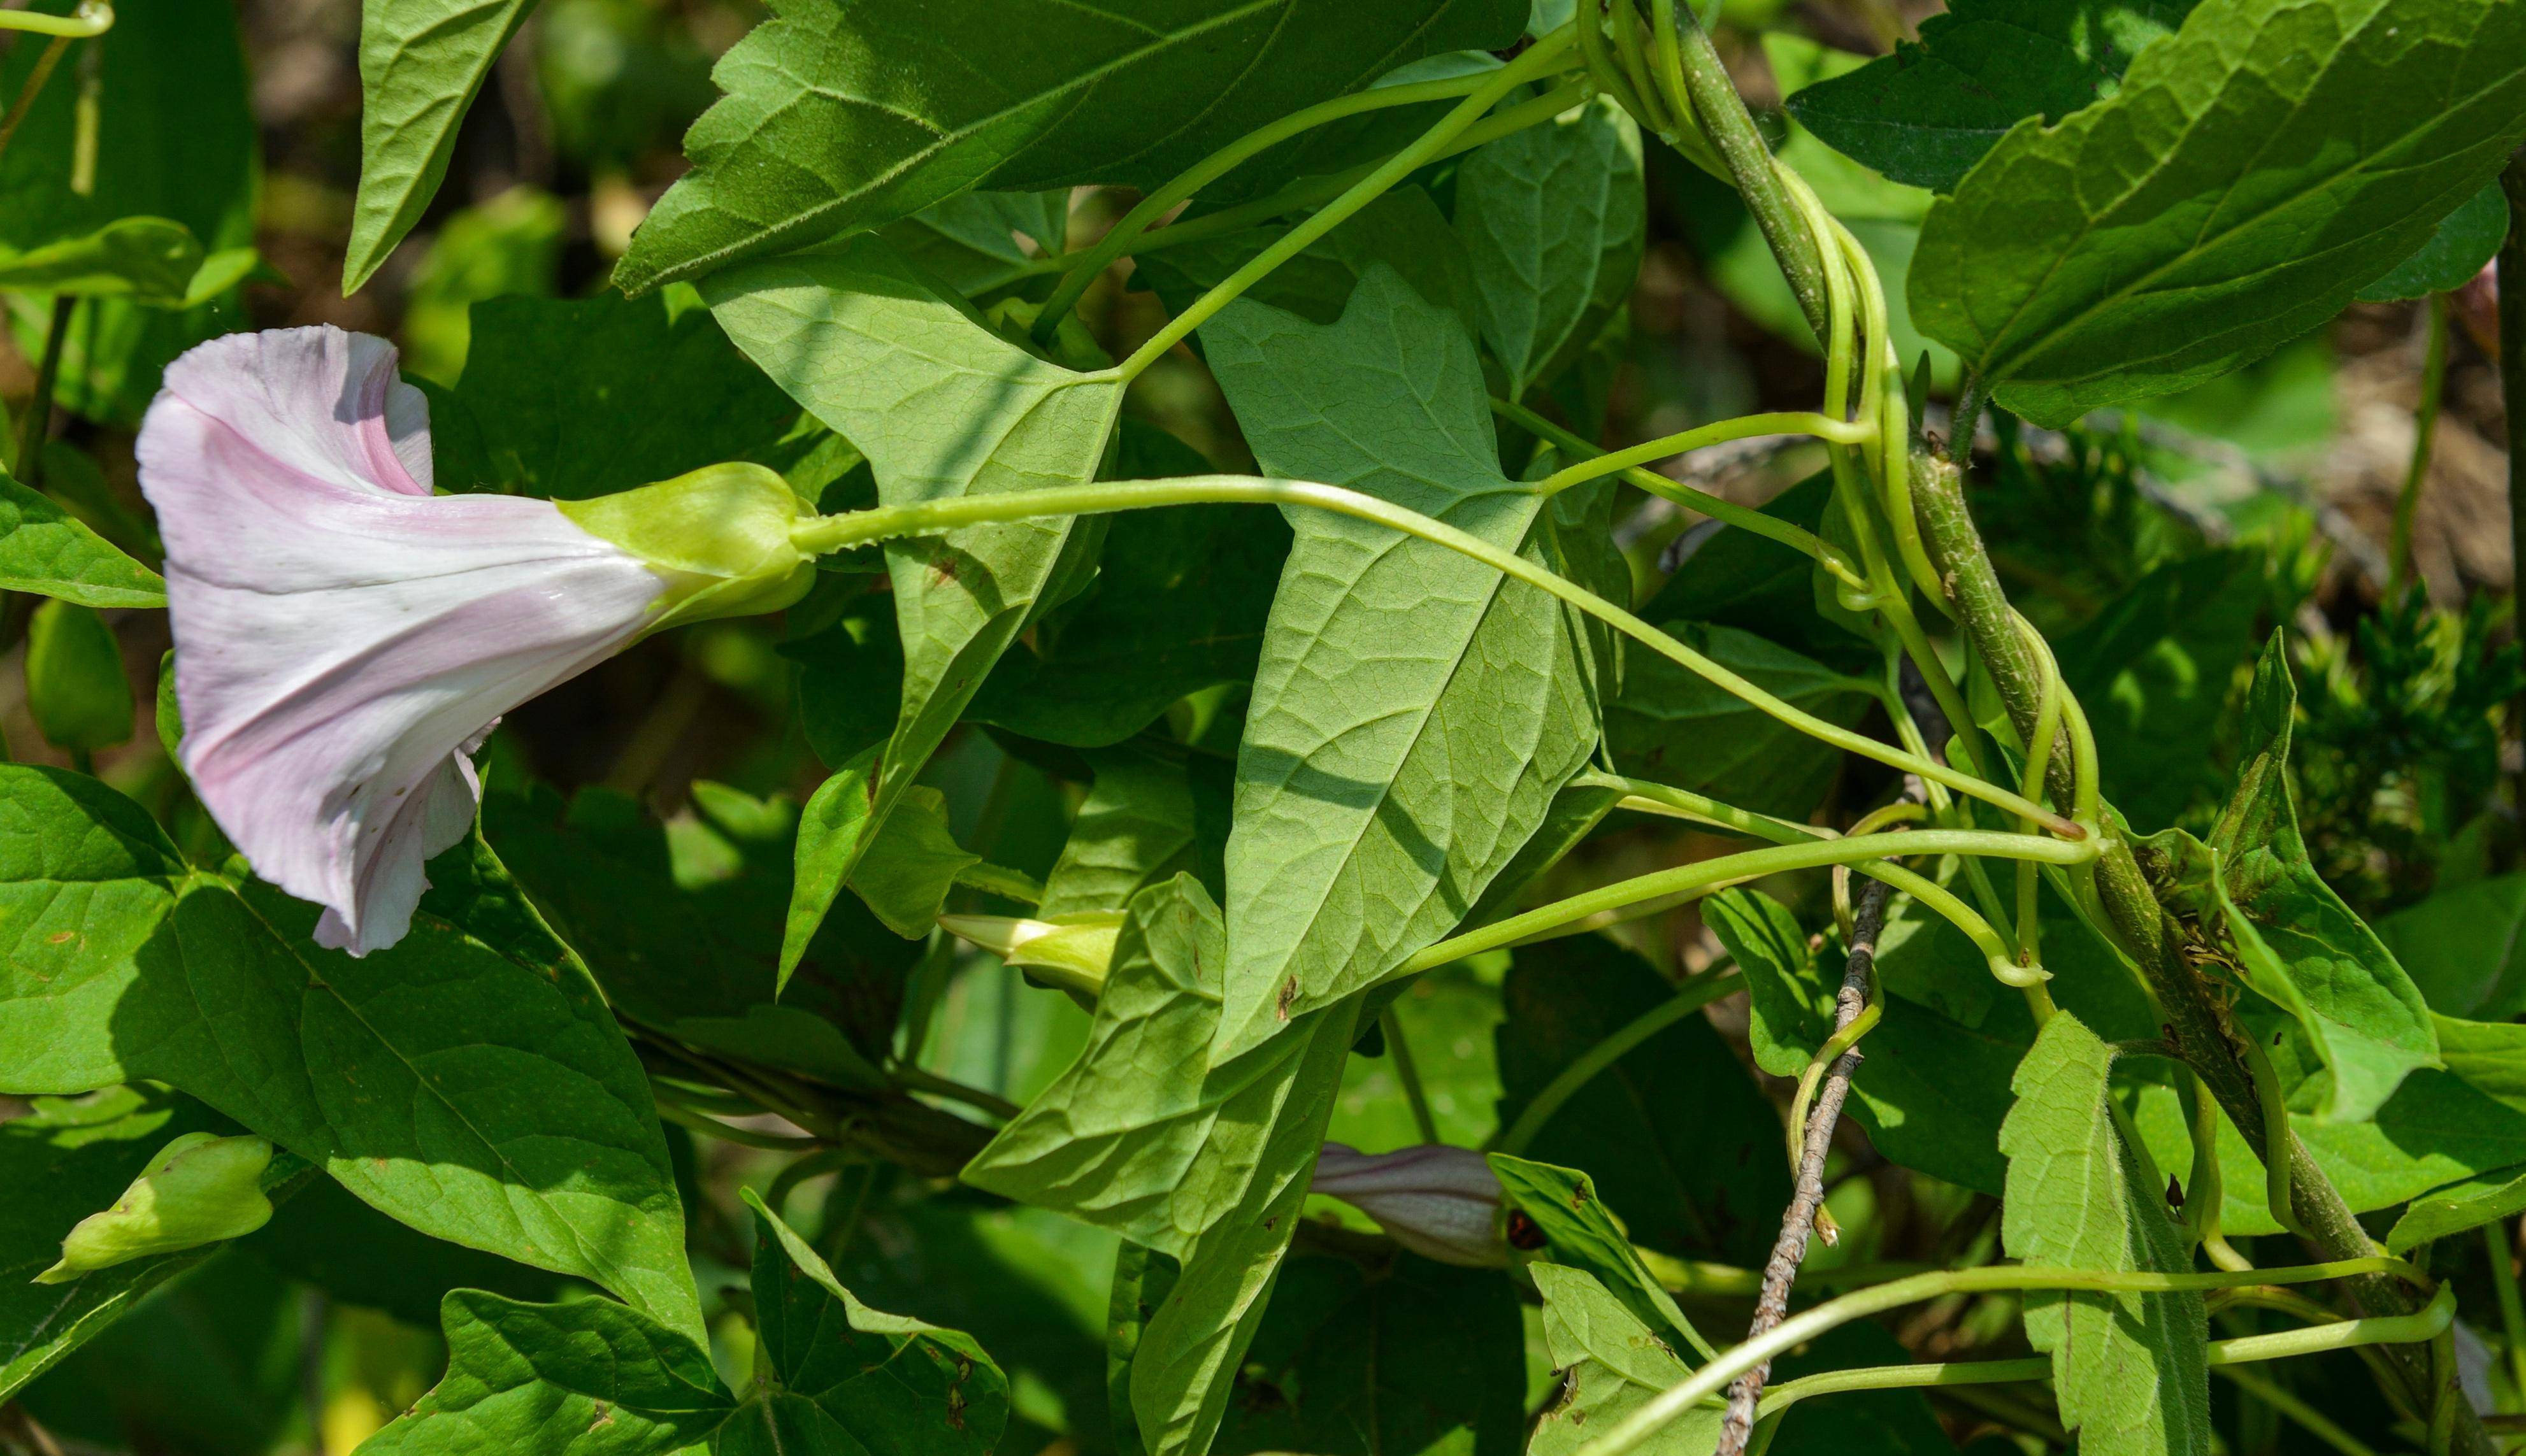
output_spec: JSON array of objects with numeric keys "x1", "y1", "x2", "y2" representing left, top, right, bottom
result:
[{"x1": 1716, "y1": 875, "x2": 1892, "y2": 1456}]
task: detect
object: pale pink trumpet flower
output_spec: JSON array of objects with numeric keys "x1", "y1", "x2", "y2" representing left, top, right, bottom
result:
[
  {"x1": 1310, "y1": 1141, "x2": 1507, "y2": 1267},
  {"x1": 137, "y1": 325, "x2": 812, "y2": 955}
]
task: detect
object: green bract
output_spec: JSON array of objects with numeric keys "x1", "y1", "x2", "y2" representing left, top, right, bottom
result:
[
  {"x1": 38, "y1": 1132, "x2": 275, "y2": 1283},
  {"x1": 558, "y1": 462, "x2": 817, "y2": 631}
]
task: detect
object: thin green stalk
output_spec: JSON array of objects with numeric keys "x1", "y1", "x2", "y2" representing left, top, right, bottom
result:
[
  {"x1": 1490, "y1": 971, "x2": 1741, "y2": 1154},
  {"x1": 2389, "y1": 292, "x2": 2452, "y2": 598},
  {"x1": 893, "y1": 1064, "x2": 1024, "y2": 1122},
  {"x1": 1031, "y1": 68, "x2": 1509, "y2": 341},
  {"x1": 1119, "y1": 29, "x2": 1576, "y2": 378},
  {"x1": 795, "y1": 476, "x2": 2078, "y2": 832},
  {"x1": 0, "y1": 34, "x2": 68, "y2": 169},
  {"x1": 2489, "y1": 1221, "x2": 2526, "y2": 1407},
  {"x1": 1533, "y1": 411, "x2": 1872, "y2": 496},
  {"x1": 1381, "y1": 1006, "x2": 1441, "y2": 1145},
  {"x1": 17, "y1": 292, "x2": 73, "y2": 483},
  {"x1": 1606, "y1": 0, "x2": 1677, "y2": 137},
  {"x1": 1490, "y1": 396, "x2": 1865, "y2": 588},
  {"x1": 1402, "y1": 827, "x2": 2085, "y2": 979},
  {"x1": 1574, "y1": 1260, "x2": 2431, "y2": 1456},
  {"x1": 0, "y1": 3, "x2": 111, "y2": 37},
  {"x1": 1598, "y1": 771, "x2": 1832, "y2": 844}
]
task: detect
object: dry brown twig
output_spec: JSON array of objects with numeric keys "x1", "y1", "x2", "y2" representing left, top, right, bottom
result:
[{"x1": 1714, "y1": 873, "x2": 1892, "y2": 1456}]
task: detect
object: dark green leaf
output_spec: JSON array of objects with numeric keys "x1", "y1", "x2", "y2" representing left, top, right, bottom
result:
[
  {"x1": 849, "y1": 785, "x2": 980, "y2": 938},
  {"x1": 2002, "y1": 1013, "x2": 2209, "y2": 1456},
  {"x1": 707, "y1": 238, "x2": 1125, "y2": 903},
  {"x1": 1039, "y1": 745, "x2": 1230, "y2": 919},
  {"x1": 1910, "y1": 0, "x2": 2526, "y2": 425},
  {"x1": 1609, "y1": 622, "x2": 1875, "y2": 820},
  {"x1": 1786, "y1": 0, "x2": 2198, "y2": 192},
  {"x1": 0, "y1": 217, "x2": 201, "y2": 302},
  {"x1": 614, "y1": 0, "x2": 1524, "y2": 292},
  {"x1": 358, "y1": 1292, "x2": 733, "y2": 1456},
  {"x1": 18, "y1": 1252, "x2": 308, "y2": 1453},
  {"x1": 0, "y1": 467, "x2": 163, "y2": 609},
  {"x1": 0, "y1": 768, "x2": 702, "y2": 1340},
  {"x1": 1196, "y1": 195, "x2": 1620, "y2": 1047},
  {"x1": 1705, "y1": 888, "x2": 1829, "y2": 1078},
  {"x1": 425, "y1": 289, "x2": 807, "y2": 500},
  {"x1": 784, "y1": 750, "x2": 880, "y2": 984},
  {"x1": 2357, "y1": 182, "x2": 2508, "y2": 301},
  {"x1": 880, "y1": 190, "x2": 1073, "y2": 300},
  {"x1": 1210, "y1": 1251, "x2": 1525, "y2": 1455},
  {"x1": 1455, "y1": 95, "x2": 1645, "y2": 400},
  {"x1": 241, "y1": 1176, "x2": 565, "y2": 1331},
  {"x1": 2386, "y1": 1162, "x2": 2526, "y2": 1252},
  {"x1": 2378, "y1": 873, "x2": 2526, "y2": 1018},
  {"x1": 347, "y1": 0, "x2": 540, "y2": 291},
  {"x1": 1495, "y1": 935, "x2": 1788, "y2": 1264}
]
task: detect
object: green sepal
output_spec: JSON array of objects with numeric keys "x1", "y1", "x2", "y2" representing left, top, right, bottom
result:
[{"x1": 558, "y1": 462, "x2": 816, "y2": 631}]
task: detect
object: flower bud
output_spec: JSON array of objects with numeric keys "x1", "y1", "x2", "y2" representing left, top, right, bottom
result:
[
  {"x1": 557, "y1": 462, "x2": 816, "y2": 632},
  {"x1": 939, "y1": 913, "x2": 1121, "y2": 997},
  {"x1": 1310, "y1": 1142, "x2": 1507, "y2": 1268},
  {"x1": 39, "y1": 1132, "x2": 275, "y2": 1283}
]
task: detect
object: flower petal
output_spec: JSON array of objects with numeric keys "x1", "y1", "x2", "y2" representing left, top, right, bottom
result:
[{"x1": 139, "y1": 327, "x2": 670, "y2": 953}]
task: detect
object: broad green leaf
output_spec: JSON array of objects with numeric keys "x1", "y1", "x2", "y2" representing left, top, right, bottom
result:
[
  {"x1": 849, "y1": 785, "x2": 981, "y2": 938},
  {"x1": 347, "y1": 0, "x2": 541, "y2": 292},
  {"x1": 0, "y1": 0, "x2": 257, "y2": 426},
  {"x1": 1528, "y1": 1262, "x2": 1721, "y2": 1456},
  {"x1": 2387, "y1": 1162, "x2": 2526, "y2": 1252},
  {"x1": 1210, "y1": 1250, "x2": 1526, "y2": 1454},
  {"x1": 1039, "y1": 745, "x2": 1230, "y2": 919},
  {"x1": 0, "y1": 767, "x2": 701, "y2": 1341},
  {"x1": 2053, "y1": 550, "x2": 2265, "y2": 831},
  {"x1": 1489, "y1": 1153, "x2": 1712, "y2": 1357},
  {"x1": 1455, "y1": 94, "x2": 1644, "y2": 401},
  {"x1": 968, "y1": 423, "x2": 1291, "y2": 747},
  {"x1": 424, "y1": 289, "x2": 807, "y2": 501},
  {"x1": 241, "y1": 1175, "x2": 566, "y2": 1331},
  {"x1": 614, "y1": 0, "x2": 1525, "y2": 292},
  {"x1": 2378, "y1": 873, "x2": 2526, "y2": 1018},
  {"x1": 2000, "y1": 1013, "x2": 2210, "y2": 1456},
  {"x1": 2145, "y1": 638, "x2": 2441, "y2": 1120},
  {"x1": 961, "y1": 875, "x2": 1360, "y2": 1455},
  {"x1": 1911, "y1": 0, "x2": 2526, "y2": 425},
  {"x1": 1495, "y1": 935, "x2": 1788, "y2": 1264},
  {"x1": 485, "y1": 780, "x2": 907, "y2": 1089},
  {"x1": 0, "y1": 1086, "x2": 235, "y2": 1400},
  {"x1": 1460, "y1": 776, "x2": 1623, "y2": 929},
  {"x1": 1608, "y1": 622, "x2": 1876, "y2": 820},
  {"x1": 742, "y1": 1190, "x2": 1011, "y2": 1454},
  {"x1": 25, "y1": 600, "x2": 133, "y2": 754},
  {"x1": 2358, "y1": 182, "x2": 2508, "y2": 301},
  {"x1": 0, "y1": 466, "x2": 164, "y2": 608},
  {"x1": 784, "y1": 749, "x2": 880, "y2": 984},
  {"x1": 357, "y1": 1292, "x2": 733, "y2": 1456},
  {"x1": 707, "y1": 238, "x2": 1126, "y2": 902},
  {"x1": 1705, "y1": 888, "x2": 1828, "y2": 1078},
  {"x1": 1786, "y1": 0, "x2": 2198, "y2": 192},
  {"x1": 1199, "y1": 206, "x2": 1620, "y2": 1048}
]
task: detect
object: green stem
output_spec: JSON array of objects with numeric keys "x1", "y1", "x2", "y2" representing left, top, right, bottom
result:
[
  {"x1": 17, "y1": 292, "x2": 73, "y2": 484},
  {"x1": 2388, "y1": 292, "x2": 2451, "y2": 598},
  {"x1": 2488, "y1": 1221, "x2": 2526, "y2": 1407},
  {"x1": 1380, "y1": 1007, "x2": 1442, "y2": 1145},
  {"x1": 1654, "y1": 6, "x2": 1825, "y2": 333},
  {"x1": 1119, "y1": 29, "x2": 1576, "y2": 378},
  {"x1": 1400, "y1": 827, "x2": 2086, "y2": 978},
  {"x1": 893, "y1": 1064, "x2": 1024, "y2": 1122},
  {"x1": 0, "y1": 3, "x2": 111, "y2": 38},
  {"x1": 1573, "y1": 1260, "x2": 2431, "y2": 1456},
  {"x1": 794, "y1": 475, "x2": 2077, "y2": 832},
  {"x1": 1033, "y1": 69, "x2": 1509, "y2": 341},
  {"x1": 1533, "y1": 411, "x2": 1872, "y2": 496},
  {"x1": 1490, "y1": 971, "x2": 1742, "y2": 1155},
  {"x1": 1489, "y1": 396, "x2": 1864, "y2": 587}
]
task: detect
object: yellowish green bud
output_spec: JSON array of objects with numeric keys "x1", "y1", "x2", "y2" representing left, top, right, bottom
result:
[
  {"x1": 939, "y1": 913, "x2": 1121, "y2": 997},
  {"x1": 559, "y1": 462, "x2": 817, "y2": 632},
  {"x1": 38, "y1": 1132, "x2": 275, "y2": 1283}
]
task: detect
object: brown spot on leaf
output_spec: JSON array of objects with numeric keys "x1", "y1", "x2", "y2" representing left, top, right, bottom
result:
[
  {"x1": 589, "y1": 1402, "x2": 614, "y2": 1431},
  {"x1": 1275, "y1": 976, "x2": 1298, "y2": 1020},
  {"x1": 46, "y1": 931, "x2": 73, "y2": 945},
  {"x1": 1506, "y1": 1210, "x2": 1547, "y2": 1251}
]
